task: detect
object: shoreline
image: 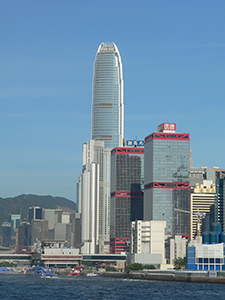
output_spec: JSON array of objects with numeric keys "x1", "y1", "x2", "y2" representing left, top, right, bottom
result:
[{"x1": 101, "y1": 271, "x2": 225, "y2": 284}]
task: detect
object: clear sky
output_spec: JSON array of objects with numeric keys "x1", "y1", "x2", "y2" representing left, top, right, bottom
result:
[{"x1": 1, "y1": 1, "x2": 225, "y2": 202}]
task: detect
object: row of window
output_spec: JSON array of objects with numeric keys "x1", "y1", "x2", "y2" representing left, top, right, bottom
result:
[
  {"x1": 198, "y1": 265, "x2": 221, "y2": 271},
  {"x1": 198, "y1": 258, "x2": 223, "y2": 264}
]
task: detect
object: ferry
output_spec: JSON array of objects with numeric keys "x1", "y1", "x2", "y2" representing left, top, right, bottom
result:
[
  {"x1": 68, "y1": 269, "x2": 80, "y2": 276},
  {"x1": 24, "y1": 266, "x2": 57, "y2": 277},
  {"x1": 68, "y1": 266, "x2": 84, "y2": 276},
  {"x1": 86, "y1": 272, "x2": 100, "y2": 277}
]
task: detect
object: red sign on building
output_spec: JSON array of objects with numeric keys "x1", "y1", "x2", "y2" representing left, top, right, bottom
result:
[{"x1": 158, "y1": 123, "x2": 176, "y2": 132}]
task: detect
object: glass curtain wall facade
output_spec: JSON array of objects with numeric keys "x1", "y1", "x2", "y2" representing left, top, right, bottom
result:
[
  {"x1": 144, "y1": 129, "x2": 190, "y2": 236},
  {"x1": 92, "y1": 42, "x2": 124, "y2": 149},
  {"x1": 110, "y1": 147, "x2": 144, "y2": 254}
]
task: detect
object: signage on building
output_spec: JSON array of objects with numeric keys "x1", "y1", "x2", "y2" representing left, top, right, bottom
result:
[
  {"x1": 209, "y1": 271, "x2": 217, "y2": 278},
  {"x1": 158, "y1": 123, "x2": 176, "y2": 133},
  {"x1": 126, "y1": 140, "x2": 144, "y2": 147}
]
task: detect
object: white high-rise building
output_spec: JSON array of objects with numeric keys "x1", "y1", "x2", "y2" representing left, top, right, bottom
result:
[
  {"x1": 81, "y1": 163, "x2": 100, "y2": 254},
  {"x1": 81, "y1": 140, "x2": 104, "y2": 254}
]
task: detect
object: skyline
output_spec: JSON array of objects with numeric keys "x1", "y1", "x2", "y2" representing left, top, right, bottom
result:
[{"x1": 1, "y1": 1, "x2": 225, "y2": 202}]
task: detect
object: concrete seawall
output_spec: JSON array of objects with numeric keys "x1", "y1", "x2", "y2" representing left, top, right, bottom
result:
[{"x1": 101, "y1": 271, "x2": 225, "y2": 284}]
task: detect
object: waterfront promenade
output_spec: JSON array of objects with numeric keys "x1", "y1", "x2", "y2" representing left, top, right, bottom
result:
[{"x1": 101, "y1": 270, "x2": 225, "y2": 284}]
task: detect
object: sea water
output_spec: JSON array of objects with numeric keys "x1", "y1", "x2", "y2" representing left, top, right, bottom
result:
[{"x1": 0, "y1": 273, "x2": 224, "y2": 300}]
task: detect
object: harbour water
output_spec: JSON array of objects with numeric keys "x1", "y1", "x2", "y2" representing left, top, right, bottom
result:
[{"x1": 0, "y1": 274, "x2": 224, "y2": 299}]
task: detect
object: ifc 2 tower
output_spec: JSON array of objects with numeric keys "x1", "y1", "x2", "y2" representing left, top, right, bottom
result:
[
  {"x1": 80, "y1": 42, "x2": 124, "y2": 254},
  {"x1": 92, "y1": 42, "x2": 124, "y2": 149}
]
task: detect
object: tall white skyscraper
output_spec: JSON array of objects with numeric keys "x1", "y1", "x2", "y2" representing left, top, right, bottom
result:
[
  {"x1": 81, "y1": 140, "x2": 104, "y2": 254},
  {"x1": 79, "y1": 42, "x2": 124, "y2": 254},
  {"x1": 92, "y1": 42, "x2": 124, "y2": 149}
]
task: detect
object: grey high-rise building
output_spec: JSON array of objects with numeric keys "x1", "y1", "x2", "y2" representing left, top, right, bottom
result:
[
  {"x1": 91, "y1": 42, "x2": 124, "y2": 149},
  {"x1": 144, "y1": 123, "x2": 190, "y2": 236}
]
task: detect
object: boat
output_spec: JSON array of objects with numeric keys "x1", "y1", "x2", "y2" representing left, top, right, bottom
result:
[
  {"x1": 68, "y1": 266, "x2": 84, "y2": 276},
  {"x1": 68, "y1": 270, "x2": 80, "y2": 276},
  {"x1": 24, "y1": 266, "x2": 57, "y2": 277},
  {"x1": 86, "y1": 272, "x2": 100, "y2": 277},
  {"x1": 0, "y1": 267, "x2": 14, "y2": 274}
]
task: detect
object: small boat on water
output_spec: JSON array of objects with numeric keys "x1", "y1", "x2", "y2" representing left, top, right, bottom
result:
[
  {"x1": 68, "y1": 270, "x2": 80, "y2": 276},
  {"x1": 24, "y1": 266, "x2": 57, "y2": 277},
  {"x1": 86, "y1": 272, "x2": 100, "y2": 277},
  {"x1": 68, "y1": 266, "x2": 84, "y2": 276},
  {"x1": 0, "y1": 267, "x2": 14, "y2": 274}
]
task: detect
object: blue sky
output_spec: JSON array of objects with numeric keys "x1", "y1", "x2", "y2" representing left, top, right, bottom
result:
[{"x1": 1, "y1": 1, "x2": 225, "y2": 202}]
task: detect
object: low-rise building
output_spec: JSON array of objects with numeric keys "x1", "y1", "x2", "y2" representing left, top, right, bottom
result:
[
  {"x1": 187, "y1": 222, "x2": 225, "y2": 271},
  {"x1": 187, "y1": 243, "x2": 225, "y2": 271},
  {"x1": 129, "y1": 220, "x2": 166, "y2": 265},
  {"x1": 41, "y1": 247, "x2": 82, "y2": 268},
  {"x1": 165, "y1": 235, "x2": 188, "y2": 264}
]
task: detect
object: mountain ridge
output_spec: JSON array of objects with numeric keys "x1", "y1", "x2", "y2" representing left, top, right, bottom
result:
[{"x1": 0, "y1": 194, "x2": 76, "y2": 233}]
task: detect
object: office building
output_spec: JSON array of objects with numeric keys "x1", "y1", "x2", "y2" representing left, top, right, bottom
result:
[
  {"x1": 55, "y1": 223, "x2": 72, "y2": 242},
  {"x1": 92, "y1": 42, "x2": 124, "y2": 149},
  {"x1": 28, "y1": 206, "x2": 43, "y2": 223},
  {"x1": 204, "y1": 167, "x2": 225, "y2": 183},
  {"x1": 71, "y1": 213, "x2": 81, "y2": 248},
  {"x1": 214, "y1": 170, "x2": 225, "y2": 231},
  {"x1": 190, "y1": 181, "x2": 215, "y2": 240},
  {"x1": 187, "y1": 243, "x2": 225, "y2": 271},
  {"x1": 129, "y1": 220, "x2": 166, "y2": 265},
  {"x1": 165, "y1": 235, "x2": 188, "y2": 264},
  {"x1": 144, "y1": 123, "x2": 190, "y2": 236},
  {"x1": 78, "y1": 42, "x2": 124, "y2": 254},
  {"x1": 18, "y1": 222, "x2": 31, "y2": 246},
  {"x1": 91, "y1": 43, "x2": 124, "y2": 252},
  {"x1": 31, "y1": 219, "x2": 49, "y2": 245},
  {"x1": 81, "y1": 163, "x2": 99, "y2": 254},
  {"x1": 8, "y1": 214, "x2": 21, "y2": 245},
  {"x1": 110, "y1": 144, "x2": 144, "y2": 254},
  {"x1": 191, "y1": 168, "x2": 225, "y2": 232},
  {"x1": 43, "y1": 208, "x2": 62, "y2": 230},
  {"x1": 189, "y1": 167, "x2": 205, "y2": 187},
  {"x1": 2, "y1": 222, "x2": 11, "y2": 247},
  {"x1": 76, "y1": 175, "x2": 82, "y2": 213},
  {"x1": 8, "y1": 214, "x2": 20, "y2": 233},
  {"x1": 187, "y1": 224, "x2": 225, "y2": 271},
  {"x1": 80, "y1": 140, "x2": 104, "y2": 254}
]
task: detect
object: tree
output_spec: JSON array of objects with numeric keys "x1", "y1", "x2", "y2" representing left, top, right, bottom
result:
[
  {"x1": 143, "y1": 265, "x2": 156, "y2": 269},
  {"x1": 125, "y1": 263, "x2": 143, "y2": 271},
  {"x1": 173, "y1": 257, "x2": 186, "y2": 270}
]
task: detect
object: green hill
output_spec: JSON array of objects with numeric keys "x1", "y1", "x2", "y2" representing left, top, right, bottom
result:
[{"x1": 0, "y1": 194, "x2": 76, "y2": 232}]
